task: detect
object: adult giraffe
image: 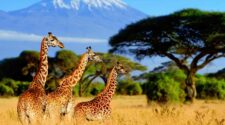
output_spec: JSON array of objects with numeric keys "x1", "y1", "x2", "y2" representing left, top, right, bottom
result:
[
  {"x1": 17, "y1": 32, "x2": 64, "y2": 125},
  {"x1": 46, "y1": 47, "x2": 102, "y2": 124},
  {"x1": 74, "y1": 62, "x2": 127, "y2": 121}
]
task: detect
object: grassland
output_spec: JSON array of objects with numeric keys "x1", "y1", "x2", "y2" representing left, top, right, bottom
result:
[{"x1": 0, "y1": 95, "x2": 225, "y2": 125}]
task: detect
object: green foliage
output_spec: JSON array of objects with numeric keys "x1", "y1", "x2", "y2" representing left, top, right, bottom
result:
[
  {"x1": 78, "y1": 52, "x2": 147, "y2": 96},
  {"x1": 117, "y1": 78, "x2": 143, "y2": 95},
  {"x1": 73, "y1": 85, "x2": 80, "y2": 97},
  {"x1": 109, "y1": 9, "x2": 225, "y2": 101},
  {"x1": 0, "y1": 51, "x2": 40, "y2": 81},
  {"x1": 55, "y1": 50, "x2": 79, "y2": 75},
  {"x1": 16, "y1": 81, "x2": 30, "y2": 96},
  {"x1": 109, "y1": 9, "x2": 225, "y2": 58},
  {"x1": 0, "y1": 49, "x2": 146, "y2": 97},
  {"x1": 94, "y1": 53, "x2": 147, "y2": 76},
  {"x1": 196, "y1": 76, "x2": 225, "y2": 99},
  {"x1": 144, "y1": 73, "x2": 185, "y2": 103},
  {"x1": 19, "y1": 51, "x2": 40, "y2": 80},
  {"x1": 0, "y1": 78, "x2": 29, "y2": 96},
  {"x1": 45, "y1": 79, "x2": 58, "y2": 93},
  {"x1": 142, "y1": 66, "x2": 186, "y2": 103},
  {"x1": 84, "y1": 82, "x2": 104, "y2": 96},
  {"x1": 126, "y1": 83, "x2": 142, "y2": 95},
  {"x1": 0, "y1": 78, "x2": 15, "y2": 96}
]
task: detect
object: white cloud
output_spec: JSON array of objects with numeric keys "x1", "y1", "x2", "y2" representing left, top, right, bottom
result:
[
  {"x1": 0, "y1": 30, "x2": 106, "y2": 43},
  {"x1": 0, "y1": 30, "x2": 41, "y2": 42},
  {"x1": 58, "y1": 36, "x2": 106, "y2": 43}
]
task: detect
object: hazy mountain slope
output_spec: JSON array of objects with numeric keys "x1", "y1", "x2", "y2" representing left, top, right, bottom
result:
[{"x1": 0, "y1": 0, "x2": 147, "y2": 38}]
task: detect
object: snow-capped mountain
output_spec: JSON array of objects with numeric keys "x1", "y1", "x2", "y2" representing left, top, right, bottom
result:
[
  {"x1": 0, "y1": 0, "x2": 147, "y2": 39},
  {"x1": 53, "y1": 0, "x2": 127, "y2": 10}
]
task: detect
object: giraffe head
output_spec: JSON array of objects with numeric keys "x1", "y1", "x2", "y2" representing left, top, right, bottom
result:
[
  {"x1": 86, "y1": 46, "x2": 102, "y2": 62},
  {"x1": 115, "y1": 62, "x2": 127, "y2": 74},
  {"x1": 46, "y1": 32, "x2": 64, "y2": 48}
]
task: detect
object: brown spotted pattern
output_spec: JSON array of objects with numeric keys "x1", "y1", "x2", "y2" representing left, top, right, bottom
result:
[
  {"x1": 74, "y1": 62, "x2": 126, "y2": 121},
  {"x1": 17, "y1": 33, "x2": 64, "y2": 125},
  {"x1": 46, "y1": 47, "x2": 102, "y2": 123}
]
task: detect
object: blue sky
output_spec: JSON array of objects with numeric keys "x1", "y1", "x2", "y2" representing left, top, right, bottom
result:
[
  {"x1": 125, "y1": 0, "x2": 225, "y2": 15},
  {"x1": 1, "y1": 0, "x2": 225, "y2": 74},
  {"x1": 1, "y1": 0, "x2": 225, "y2": 15}
]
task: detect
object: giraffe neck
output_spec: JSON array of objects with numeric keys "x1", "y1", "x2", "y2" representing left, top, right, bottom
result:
[
  {"x1": 29, "y1": 38, "x2": 48, "y2": 88},
  {"x1": 98, "y1": 67, "x2": 118, "y2": 101},
  {"x1": 60, "y1": 53, "x2": 88, "y2": 87}
]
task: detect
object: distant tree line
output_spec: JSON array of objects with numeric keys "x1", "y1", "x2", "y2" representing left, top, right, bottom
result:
[
  {"x1": 0, "y1": 50, "x2": 225, "y2": 103},
  {"x1": 0, "y1": 50, "x2": 146, "y2": 97}
]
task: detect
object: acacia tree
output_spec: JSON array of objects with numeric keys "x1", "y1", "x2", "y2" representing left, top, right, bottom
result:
[
  {"x1": 46, "y1": 50, "x2": 79, "y2": 92},
  {"x1": 109, "y1": 9, "x2": 225, "y2": 102},
  {"x1": 0, "y1": 51, "x2": 40, "y2": 81},
  {"x1": 78, "y1": 53, "x2": 147, "y2": 96}
]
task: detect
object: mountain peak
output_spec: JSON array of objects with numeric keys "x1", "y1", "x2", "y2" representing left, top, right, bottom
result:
[
  {"x1": 2, "y1": 0, "x2": 146, "y2": 39},
  {"x1": 51, "y1": 0, "x2": 127, "y2": 10}
]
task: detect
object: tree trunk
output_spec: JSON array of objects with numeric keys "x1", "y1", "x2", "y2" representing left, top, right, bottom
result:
[
  {"x1": 184, "y1": 71, "x2": 197, "y2": 102},
  {"x1": 79, "y1": 85, "x2": 83, "y2": 97}
]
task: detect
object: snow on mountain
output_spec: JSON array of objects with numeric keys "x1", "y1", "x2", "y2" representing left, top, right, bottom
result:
[
  {"x1": 53, "y1": 0, "x2": 127, "y2": 10},
  {"x1": 0, "y1": 0, "x2": 147, "y2": 39}
]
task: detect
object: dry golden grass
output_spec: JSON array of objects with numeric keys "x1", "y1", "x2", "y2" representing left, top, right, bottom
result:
[{"x1": 1, "y1": 95, "x2": 225, "y2": 125}]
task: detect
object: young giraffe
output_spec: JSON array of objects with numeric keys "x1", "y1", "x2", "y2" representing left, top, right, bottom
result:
[
  {"x1": 74, "y1": 62, "x2": 127, "y2": 121},
  {"x1": 46, "y1": 47, "x2": 102, "y2": 124},
  {"x1": 17, "y1": 32, "x2": 64, "y2": 125}
]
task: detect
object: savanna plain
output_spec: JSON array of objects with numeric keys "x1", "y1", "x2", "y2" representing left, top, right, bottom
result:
[{"x1": 0, "y1": 95, "x2": 225, "y2": 125}]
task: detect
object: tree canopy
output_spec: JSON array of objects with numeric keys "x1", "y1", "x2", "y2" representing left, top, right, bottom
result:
[
  {"x1": 0, "y1": 50, "x2": 147, "y2": 96},
  {"x1": 109, "y1": 9, "x2": 225, "y2": 102},
  {"x1": 78, "y1": 52, "x2": 147, "y2": 96}
]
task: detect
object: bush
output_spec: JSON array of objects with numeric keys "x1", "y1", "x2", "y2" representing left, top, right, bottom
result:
[
  {"x1": 0, "y1": 79, "x2": 14, "y2": 96},
  {"x1": 126, "y1": 83, "x2": 142, "y2": 95},
  {"x1": 196, "y1": 76, "x2": 225, "y2": 99},
  {"x1": 0, "y1": 78, "x2": 29, "y2": 96},
  {"x1": 85, "y1": 82, "x2": 104, "y2": 96},
  {"x1": 144, "y1": 73, "x2": 185, "y2": 103},
  {"x1": 16, "y1": 81, "x2": 29, "y2": 96},
  {"x1": 117, "y1": 78, "x2": 143, "y2": 95}
]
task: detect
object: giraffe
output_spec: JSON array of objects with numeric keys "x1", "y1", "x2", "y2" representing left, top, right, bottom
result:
[
  {"x1": 74, "y1": 62, "x2": 127, "y2": 121},
  {"x1": 17, "y1": 32, "x2": 64, "y2": 125},
  {"x1": 45, "y1": 47, "x2": 102, "y2": 124}
]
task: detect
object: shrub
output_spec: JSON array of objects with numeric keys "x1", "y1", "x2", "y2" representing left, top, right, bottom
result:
[
  {"x1": 196, "y1": 76, "x2": 225, "y2": 99},
  {"x1": 15, "y1": 81, "x2": 29, "y2": 96},
  {"x1": 117, "y1": 78, "x2": 143, "y2": 95},
  {"x1": 0, "y1": 78, "x2": 29, "y2": 96},
  {"x1": 126, "y1": 82, "x2": 143, "y2": 95},
  {"x1": 145, "y1": 73, "x2": 185, "y2": 103},
  {"x1": 85, "y1": 82, "x2": 104, "y2": 96}
]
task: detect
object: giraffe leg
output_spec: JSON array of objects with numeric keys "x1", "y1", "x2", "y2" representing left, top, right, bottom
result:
[
  {"x1": 18, "y1": 111, "x2": 30, "y2": 125},
  {"x1": 63, "y1": 100, "x2": 75, "y2": 123},
  {"x1": 47, "y1": 107, "x2": 60, "y2": 125},
  {"x1": 17, "y1": 102, "x2": 30, "y2": 125}
]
